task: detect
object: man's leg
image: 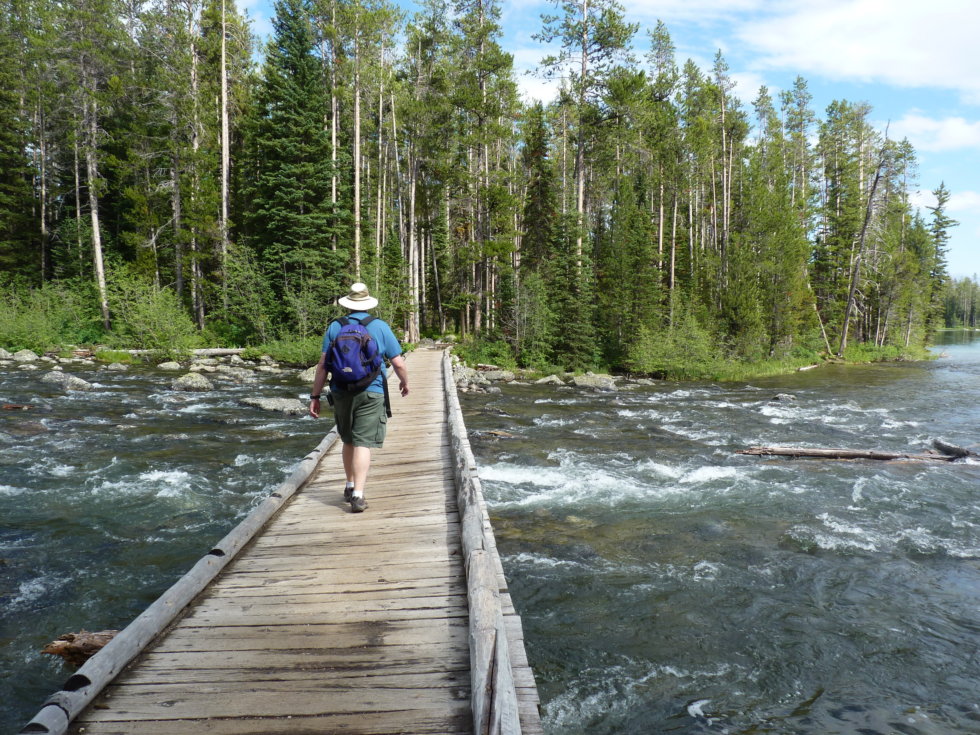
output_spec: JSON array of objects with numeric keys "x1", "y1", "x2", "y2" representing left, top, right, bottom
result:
[{"x1": 350, "y1": 445, "x2": 371, "y2": 496}]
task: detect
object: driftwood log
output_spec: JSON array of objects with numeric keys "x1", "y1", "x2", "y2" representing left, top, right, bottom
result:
[
  {"x1": 42, "y1": 630, "x2": 119, "y2": 667},
  {"x1": 739, "y1": 440, "x2": 976, "y2": 463}
]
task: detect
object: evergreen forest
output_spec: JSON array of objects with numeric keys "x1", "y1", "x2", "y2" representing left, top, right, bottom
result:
[{"x1": 0, "y1": 0, "x2": 973, "y2": 376}]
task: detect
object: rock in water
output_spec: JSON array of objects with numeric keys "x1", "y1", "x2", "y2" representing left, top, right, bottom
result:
[
  {"x1": 0, "y1": 348, "x2": 13, "y2": 359},
  {"x1": 298, "y1": 365, "x2": 318, "y2": 382},
  {"x1": 240, "y1": 397, "x2": 308, "y2": 415},
  {"x1": 157, "y1": 361, "x2": 182, "y2": 370},
  {"x1": 571, "y1": 372, "x2": 617, "y2": 391},
  {"x1": 42, "y1": 630, "x2": 119, "y2": 668},
  {"x1": 41, "y1": 371, "x2": 93, "y2": 391},
  {"x1": 172, "y1": 372, "x2": 214, "y2": 391},
  {"x1": 13, "y1": 349, "x2": 39, "y2": 362}
]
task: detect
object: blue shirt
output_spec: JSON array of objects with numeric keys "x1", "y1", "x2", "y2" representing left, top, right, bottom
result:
[{"x1": 321, "y1": 312, "x2": 402, "y2": 394}]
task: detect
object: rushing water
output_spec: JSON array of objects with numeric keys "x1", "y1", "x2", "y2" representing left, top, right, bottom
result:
[
  {"x1": 463, "y1": 331, "x2": 980, "y2": 735},
  {"x1": 2, "y1": 337, "x2": 979, "y2": 734},
  {"x1": 0, "y1": 359, "x2": 326, "y2": 731}
]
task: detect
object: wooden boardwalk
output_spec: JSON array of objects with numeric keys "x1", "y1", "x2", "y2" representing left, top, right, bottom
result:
[{"x1": 25, "y1": 348, "x2": 540, "y2": 735}]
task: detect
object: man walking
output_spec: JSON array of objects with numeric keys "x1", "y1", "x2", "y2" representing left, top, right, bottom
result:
[{"x1": 309, "y1": 283, "x2": 409, "y2": 512}]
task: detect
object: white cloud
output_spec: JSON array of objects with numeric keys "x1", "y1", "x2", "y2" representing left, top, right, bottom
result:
[
  {"x1": 948, "y1": 191, "x2": 980, "y2": 214},
  {"x1": 734, "y1": 0, "x2": 980, "y2": 102},
  {"x1": 621, "y1": 0, "x2": 766, "y2": 25},
  {"x1": 889, "y1": 113, "x2": 980, "y2": 152}
]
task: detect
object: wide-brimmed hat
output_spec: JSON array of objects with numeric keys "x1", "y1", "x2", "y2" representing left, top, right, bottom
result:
[{"x1": 338, "y1": 282, "x2": 378, "y2": 311}]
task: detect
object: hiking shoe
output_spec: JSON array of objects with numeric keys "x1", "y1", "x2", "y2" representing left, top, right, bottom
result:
[
  {"x1": 350, "y1": 495, "x2": 368, "y2": 513},
  {"x1": 343, "y1": 485, "x2": 354, "y2": 502}
]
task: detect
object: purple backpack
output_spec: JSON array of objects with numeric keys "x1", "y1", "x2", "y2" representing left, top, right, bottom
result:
[{"x1": 325, "y1": 316, "x2": 382, "y2": 391}]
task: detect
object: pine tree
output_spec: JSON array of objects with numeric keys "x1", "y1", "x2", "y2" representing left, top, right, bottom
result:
[
  {"x1": 240, "y1": 0, "x2": 345, "y2": 330},
  {"x1": 0, "y1": 0, "x2": 35, "y2": 280}
]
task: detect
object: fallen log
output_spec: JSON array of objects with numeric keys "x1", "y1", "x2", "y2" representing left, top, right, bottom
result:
[
  {"x1": 738, "y1": 446, "x2": 961, "y2": 462},
  {"x1": 932, "y1": 439, "x2": 978, "y2": 458},
  {"x1": 42, "y1": 630, "x2": 119, "y2": 668}
]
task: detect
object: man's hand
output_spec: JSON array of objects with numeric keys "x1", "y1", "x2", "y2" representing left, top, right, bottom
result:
[
  {"x1": 309, "y1": 398, "x2": 321, "y2": 418},
  {"x1": 399, "y1": 381, "x2": 409, "y2": 397}
]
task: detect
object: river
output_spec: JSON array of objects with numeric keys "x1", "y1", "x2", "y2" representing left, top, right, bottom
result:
[
  {"x1": 1, "y1": 335, "x2": 979, "y2": 733},
  {"x1": 462, "y1": 330, "x2": 980, "y2": 734}
]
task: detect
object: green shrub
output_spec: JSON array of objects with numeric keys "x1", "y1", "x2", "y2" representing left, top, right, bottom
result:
[
  {"x1": 453, "y1": 337, "x2": 518, "y2": 370},
  {"x1": 0, "y1": 282, "x2": 102, "y2": 352},
  {"x1": 242, "y1": 335, "x2": 323, "y2": 366},
  {"x1": 106, "y1": 269, "x2": 202, "y2": 357}
]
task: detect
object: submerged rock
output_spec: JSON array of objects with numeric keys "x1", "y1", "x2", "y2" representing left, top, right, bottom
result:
[
  {"x1": 172, "y1": 372, "x2": 213, "y2": 391},
  {"x1": 240, "y1": 397, "x2": 308, "y2": 415},
  {"x1": 771, "y1": 393, "x2": 797, "y2": 402},
  {"x1": 41, "y1": 371, "x2": 93, "y2": 391},
  {"x1": 214, "y1": 366, "x2": 253, "y2": 382},
  {"x1": 535, "y1": 374, "x2": 565, "y2": 386}
]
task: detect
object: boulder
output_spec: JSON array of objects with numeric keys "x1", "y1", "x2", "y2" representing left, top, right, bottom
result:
[
  {"x1": 255, "y1": 365, "x2": 286, "y2": 374},
  {"x1": 298, "y1": 365, "x2": 318, "y2": 382},
  {"x1": 105, "y1": 362, "x2": 128, "y2": 372},
  {"x1": 535, "y1": 374, "x2": 565, "y2": 386},
  {"x1": 228, "y1": 354, "x2": 247, "y2": 366},
  {"x1": 189, "y1": 364, "x2": 217, "y2": 373},
  {"x1": 240, "y1": 397, "x2": 308, "y2": 415},
  {"x1": 0, "y1": 348, "x2": 12, "y2": 359},
  {"x1": 171, "y1": 372, "x2": 213, "y2": 391},
  {"x1": 12, "y1": 349, "x2": 39, "y2": 363},
  {"x1": 192, "y1": 357, "x2": 219, "y2": 367},
  {"x1": 771, "y1": 393, "x2": 797, "y2": 402},
  {"x1": 482, "y1": 370, "x2": 516, "y2": 382},
  {"x1": 571, "y1": 372, "x2": 618, "y2": 391},
  {"x1": 41, "y1": 371, "x2": 93, "y2": 391},
  {"x1": 157, "y1": 361, "x2": 182, "y2": 371}
]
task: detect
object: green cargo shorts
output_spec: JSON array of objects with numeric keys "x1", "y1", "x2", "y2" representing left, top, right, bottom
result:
[{"x1": 332, "y1": 390, "x2": 388, "y2": 448}]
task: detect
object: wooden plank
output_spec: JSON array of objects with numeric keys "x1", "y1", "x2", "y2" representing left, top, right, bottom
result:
[{"x1": 71, "y1": 710, "x2": 471, "y2": 734}]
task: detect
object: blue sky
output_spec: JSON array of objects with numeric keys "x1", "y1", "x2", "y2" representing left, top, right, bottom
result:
[{"x1": 241, "y1": 0, "x2": 980, "y2": 279}]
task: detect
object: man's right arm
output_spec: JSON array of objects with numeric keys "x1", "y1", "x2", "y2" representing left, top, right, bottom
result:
[
  {"x1": 390, "y1": 354, "x2": 409, "y2": 397},
  {"x1": 309, "y1": 353, "x2": 328, "y2": 418}
]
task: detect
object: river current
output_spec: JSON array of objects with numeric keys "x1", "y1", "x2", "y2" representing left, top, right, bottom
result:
[
  {"x1": 463, "y1": 330, "x2": 980, "y2": 734},
  {"x1": 1, "y1": 334, "x2": 979, "y2": 733}
]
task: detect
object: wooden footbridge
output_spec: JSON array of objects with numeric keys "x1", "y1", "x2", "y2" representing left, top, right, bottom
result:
[{"x1": 23, "y1": 348, "x2": 542, "y2": 735}]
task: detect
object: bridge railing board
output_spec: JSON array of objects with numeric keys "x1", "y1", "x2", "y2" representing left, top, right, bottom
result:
[
  {"x1": 20, "y1": 427, "x2": 341, "y2": 735},
  {"x1": 442, "y1": 350, "x2": 523, "y2": 735}
]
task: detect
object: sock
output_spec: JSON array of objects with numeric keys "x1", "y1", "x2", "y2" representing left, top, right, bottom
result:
[
  {"x1": 352, "y1": 489, "x2": 364, "y2": 498},
  {"x1": 345, "y1": 481, "x2": 354, "y2": 490}
]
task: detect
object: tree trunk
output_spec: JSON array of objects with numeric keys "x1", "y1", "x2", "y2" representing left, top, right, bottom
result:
[
  {"x1": 84, "y1": 96, "x2": 110, "y2": 330},
  {"x1": 353, "y1": 16, "x2": 362, "y2": 276},
  {"x1": 220, "y1": 0, "x2": 230, "y2": 309}
]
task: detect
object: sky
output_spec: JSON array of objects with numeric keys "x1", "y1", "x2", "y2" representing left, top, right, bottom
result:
[{"x1": 241, "y1": 0, "x2": 980, "y2": 279}]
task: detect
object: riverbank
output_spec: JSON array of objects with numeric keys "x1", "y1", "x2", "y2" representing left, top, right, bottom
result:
[{"x1": 451, "y1": 341, "x2": 937, "y2": 392}]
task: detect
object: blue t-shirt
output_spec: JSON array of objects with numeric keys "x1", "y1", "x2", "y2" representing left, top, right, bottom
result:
[{"x1": 321, "y1": 312, "x2": 402, "y2": 394}]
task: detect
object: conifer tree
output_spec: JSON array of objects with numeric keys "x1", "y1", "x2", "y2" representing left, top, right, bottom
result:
[
  {"x1": 0, "y1": 0, "x2": 35, "y2": 280},
  {"x1": 241, "y1": 0, "x2": 345, "y2": 329}
]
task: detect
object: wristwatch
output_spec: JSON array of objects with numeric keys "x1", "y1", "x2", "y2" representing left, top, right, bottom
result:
[{"x1": 309, "y1": 394, "x2": 321, "y2": 400}]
